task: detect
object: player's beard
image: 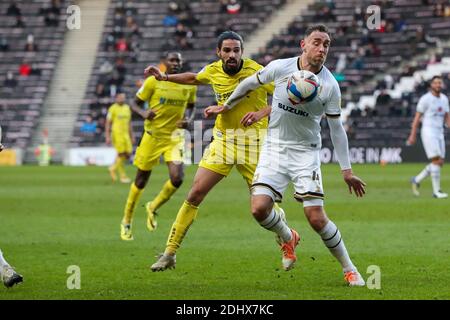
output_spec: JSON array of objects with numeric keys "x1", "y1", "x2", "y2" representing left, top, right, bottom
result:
[{"x1": 223, "y1": 59, "x2": 242, "y2": 75}]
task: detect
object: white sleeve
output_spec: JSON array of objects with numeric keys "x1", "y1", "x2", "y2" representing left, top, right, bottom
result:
[
  {"x1": 255, "y1": 59, "x2": 279, "y2": 84},
  {"x1": 224, "y1": 74, "x2": 261, "y2": 109},
  {"x1": 327, "y1": 117, "x2": 351, "y2": 170},
  {"x1": 416, "y1": 95, "x2": 427, "y2": 113},
  {"x1": 225, "y1": 60, "x2": 279, "y2": 109},
  {"x1": 324, "y1": 80, "x2": 342, "y2": 117}
]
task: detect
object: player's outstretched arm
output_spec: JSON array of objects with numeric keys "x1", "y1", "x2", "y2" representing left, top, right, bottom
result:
[
  {"x1": 223, "y1": 73, "x2": 262, "y2": 110},
  {"x1": 407, "y1": 112, "x2": 422, "y2": 145},
  {"x1": 144, "y1": 65, "x2": 202, "y2": 85}
]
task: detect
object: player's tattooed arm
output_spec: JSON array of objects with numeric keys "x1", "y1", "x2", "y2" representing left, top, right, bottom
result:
[{"x1": 131, "y1": 97, "x2": 156, "y2": 120}]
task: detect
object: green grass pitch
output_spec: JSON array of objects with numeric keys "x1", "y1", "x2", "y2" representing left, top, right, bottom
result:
[{"x1": 0, "y1": 163, "x2": 449, "y2": 299}]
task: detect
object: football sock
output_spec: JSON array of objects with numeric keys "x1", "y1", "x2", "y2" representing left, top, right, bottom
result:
[
  {"x1": 0, "y1": 249, "x2": 10, "y2": 268},
  {"x1": 117, "y1": 156, "x2": 126, "y2": 178},
  {"x1": 319, "y1": 220, "x2": 356, "y2": 273},
  {"x1": 149, "y1": 180, "x2": 178, "y2": 212},
  {"x1": 123, "y1": 183, "x2": 143, "y2": 225},
  {"x1": 110, "y1": 157, "x2": 120, "y2": 172},
  {"x1": 415, "y1": 163, "x2": 431, "y2": 183},
  {"x1": 259, "y1": 207, "x2": 292, "y2": 243},
  {"x1": 430, "y1": 163, "x2": 441, "y2": 194},
  {"x1": 165, "y1": 200, "x2": 198, "y2": 255}
]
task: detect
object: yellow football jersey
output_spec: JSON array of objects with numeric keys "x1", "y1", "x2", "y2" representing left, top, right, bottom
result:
[
  {"x1": 195, "y1": 58, "x2": 274, "y2": 136},
  {"x1": 107, "y1": 103, "x2": 131, "y2": 135},
  {"x1": 136, "y1": 76, "x2": 197, "y2": 138}
]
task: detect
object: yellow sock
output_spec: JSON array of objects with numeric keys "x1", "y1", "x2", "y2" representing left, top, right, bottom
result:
[
  {"x1": 123, "y1": 183, "x2": 143, "y2": 224},
  {"x1": 117, "y1": 156, "x2": 126, "y2": 178},
  {"x1": 150, "y1": 180, "x2": 178, "y2": 212},
  {"x1": 165, "y1": 200, "x2": 198, "y2": 255},
  {"x1": 110, "y1": 157, "x2": 120, "y2": 171}
]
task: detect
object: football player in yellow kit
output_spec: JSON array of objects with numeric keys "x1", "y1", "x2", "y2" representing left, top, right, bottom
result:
[
  {"x1": 106, "y1": 93, "x2": 135, "y2": 183},
  {"x1": 120, "y1": 52, "x2": 198, "y2": 241},
  {"x1": 145, "y1": 32, "x2": 288, "y2": 271}
]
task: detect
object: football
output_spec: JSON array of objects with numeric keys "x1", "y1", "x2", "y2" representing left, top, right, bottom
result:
[{"x1": 286, "y1": 70, "x2": 320, "y2": 104}]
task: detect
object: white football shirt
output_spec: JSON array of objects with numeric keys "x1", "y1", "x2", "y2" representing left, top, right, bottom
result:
[
  {"x1": 256, "y1": 57, "x2": 341, "y2": 149},
  {"x1": 416, "y1": 92, "x2": 449, "y2": 135}
]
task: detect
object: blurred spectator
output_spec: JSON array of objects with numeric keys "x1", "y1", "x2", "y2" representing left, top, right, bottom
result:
[
  {"x1": 174, "y1": 22, "x2": 193, "y2": 48},
  {"x1": 80, "y1": 116, "x2": 98, "y2": 136},
  {"x1": 105, "y1": 34, "x2": 116, "y2": 51},
  {"x1": 335, "y1": 53, "x2": 347, "y2": 74},
  {"x1": 44, "y1": 12, "x2": 59, "y2": 27},
  {"x1": 24, "y1": 34, "x2": 38, "y2": 52},
  {"x1": 115, "y1": 37, "x2": 128, "y2": 51},
  {"x1": 6, "y1": 1, "x2": 21, "y2": 16},
  {"x1": 99, "y1": 60, "x2": 114, "y2": 76},
  {"x1": 15, "y1": 15, "x2": 25, "y2": 28},
  {"x1": 384, "y1": 74, "x2": 394, "y2": 90},
  {"x1": 316, "y1": 5, "x2": 335, "y2": 22},
  {"x1": 19, "y1": 61, "x2": 32, "y2": 76},
  {"x1": 114, "y1": 58, "x2": 127, "y2": 76},
  {"x1": 226, "y1": 0, "x2": 241, "y2": 14},
  {"x1": 30, "y1": 63, "x2": 42, "y2": 76},
  {"x1": 125, "y1": 16, "x2": 140, "y2": 37},
  {"x1": 41, "y1": 0, "x2": 60, "y2": 26},
  {"x1": 375, "y1": 89, "x2": 392, "y2": 107},
  {"x1": 113, "y1": 9, "x2": 126, "y2": 27},
  {"x1": 365, "y1": 42, "x2": 381, "y2": 57},
  {"x1": 434, "y1": 2, "x2": 445, "y2": 17},
  {"x1": 163, "y1": 13, "x2": 179, "y2": 27},
  {"x1": 4, "y1": 72, "x2": 18, "y2": 88},
  {"x1": 0, "y1": 37, "x2": 9, "y2": 51}
]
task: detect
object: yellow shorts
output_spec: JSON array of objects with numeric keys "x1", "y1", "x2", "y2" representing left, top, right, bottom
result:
[
  {"x1": 133, "y1": 131, "x2": 184, "y2": 171},
  {"x1": 199, "y1": 132, "x2": 263, "y2": 187},
  {"x1": 112, "y1": 134, "x2": 132, "y2": 154}
]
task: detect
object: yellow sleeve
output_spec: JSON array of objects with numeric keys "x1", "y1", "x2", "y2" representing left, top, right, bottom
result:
[
  {"x1": 188, "y1": 86, "x2": 197, "y2": 104},
  {"x1": 106, "y1": 105, "x2": 115, "y2": 121},
  {"x1": 136, "y1": 76, "x2": 156, "y2": 101},
  {"x1": 195, "y1": 65, "x2": 211, "y2": 84}
]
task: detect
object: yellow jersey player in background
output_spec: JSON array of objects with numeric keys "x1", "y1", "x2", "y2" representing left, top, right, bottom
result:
[
  {"x1": 120, "y1": 51, "x2": 197, "y2": 241},
  {"x1": 105, "y1": 93, "x2": 135, "y2": 183},
  {"x1": 145, "y1": 31, "x2": 280, "y2": 271}
]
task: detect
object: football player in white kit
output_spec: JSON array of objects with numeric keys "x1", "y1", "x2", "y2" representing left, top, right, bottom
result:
[
  {"x1": 408, "y1": 75, "x2": 450, "y2": 198},
  {"x1": 0, "y1": 126, "x2": 24, "y2": 288},
  {"x1": 205, "y1": 24, "x2": 366, "y2": 286}
]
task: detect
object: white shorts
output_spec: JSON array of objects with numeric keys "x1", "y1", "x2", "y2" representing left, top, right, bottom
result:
[
  {"x1": 421, "y1": 131, "x2": 445, "y2": 159},
  {"x1": 251, "y1": 142, "x2": 324, "y2": 207}
]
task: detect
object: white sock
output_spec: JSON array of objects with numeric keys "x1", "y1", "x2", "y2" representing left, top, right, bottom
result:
[
  {"x1": 415, "y1": 164, "x2": 431, "y2": 183},
  {"x1": 0, "y1": 249, "x2": 10, "y2": 268},
  {"x1": 259, "y1": 208, "x2": 292, "y2": 243},
  {"x1": 430, "y1": 163, "x2": 441, "y2": 194},
  {"x1": 319, "y1": 220, "x2": 356, "y2": 273}
]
